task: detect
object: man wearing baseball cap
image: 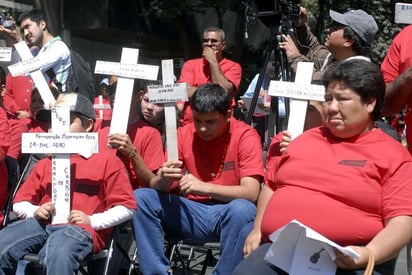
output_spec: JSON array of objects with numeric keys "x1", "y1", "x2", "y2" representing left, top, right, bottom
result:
[{"x1": 279, "y1": 7, "x2": 378, "y2": 82}]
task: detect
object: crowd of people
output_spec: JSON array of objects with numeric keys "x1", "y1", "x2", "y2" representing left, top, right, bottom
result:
[{"x1": 0, "y1": 5, "x2": 412, "y2": 275}]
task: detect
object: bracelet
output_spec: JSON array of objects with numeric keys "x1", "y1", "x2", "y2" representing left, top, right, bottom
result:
[{"x1": 128, "y1": 148, "x2": 137, "y2": 159}]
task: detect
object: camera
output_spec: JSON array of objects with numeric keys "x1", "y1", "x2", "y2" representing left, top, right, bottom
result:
[
  {"x1": 0, "y1": 10, "x2": 15, "y2": 29},
  {"x1": 247, "y1": 0, "x2": 301, "y2": 27}
]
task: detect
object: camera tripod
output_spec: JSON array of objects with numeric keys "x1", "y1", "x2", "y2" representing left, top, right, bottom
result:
[{"x1": 245, "y1": 24, "x2": 295, "y2": 148}]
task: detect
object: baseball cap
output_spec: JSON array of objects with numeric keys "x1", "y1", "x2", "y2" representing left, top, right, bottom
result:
[
  {"x1": 100, "y1": 77, "x2": 110, "y2": 86},
  {"x1": 36, "y1": 92, "x2": 96, "y2": 122},
  {"x1": 329, "y1": 9, "x2": 378, "y2": 46}
]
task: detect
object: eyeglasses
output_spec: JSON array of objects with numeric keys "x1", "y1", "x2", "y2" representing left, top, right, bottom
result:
[
  {"x1": 327, "y1": 23, "x2": 345, "y2": 34},
  {"x1": 202, "y1": 38, "x2": 222, "y2": 43}
]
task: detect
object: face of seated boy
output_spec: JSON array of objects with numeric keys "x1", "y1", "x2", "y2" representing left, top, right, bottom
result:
[
  {"x1": 192, "y1": 110, "x2": 230, "y2": 141},
  {"x1": 47, "y1": 113, "x2": 93, "y2": 133}
]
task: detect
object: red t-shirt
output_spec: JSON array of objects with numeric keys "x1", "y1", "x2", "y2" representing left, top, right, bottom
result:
[
  {"x1": 6, "y1": 112, "x2": 28, "y2": 160},
  {"x1": 381, "y1": 25, "x2": 412, "y2": 154},
  {"x1": 262, "y1": 127, "x2": 412, "y2": 246},
  {"x1": 14, "y1": 153, "x2": 137, "y2": 253},
  {"x1": 178, "y1": 58, "x2": 242, "y2": 126},
  {"x1": 171, "y1": 117, "x2": 264, "y2": 202},
  {"x1": 98, "y1": 119, "x2": 165, "y2": 189},
  {"x1": 4, "y1": 74, "x2": 33, "y2": 114}
]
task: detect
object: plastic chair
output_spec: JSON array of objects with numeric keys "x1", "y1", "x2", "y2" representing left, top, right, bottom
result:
[{"x1": 166, "y1": 238, "x2": 220, "y2": 275}]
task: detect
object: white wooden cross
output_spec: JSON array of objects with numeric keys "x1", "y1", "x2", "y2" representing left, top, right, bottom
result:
[
  {"x1": 148, "y1": 59, "x2": 187, "y2": 161},
  {"x1": 268, "y1": 62, "x2": 325, "y2": 139},
  {"x1": 94, "y1": 48, "x2": 159, "y2": 135},
  {"x1": 8, "y1": 41, "x2": 56, "y2": 107},
  {"x1": 21, "y1": 98, "x2": 99, "y2": 224}
]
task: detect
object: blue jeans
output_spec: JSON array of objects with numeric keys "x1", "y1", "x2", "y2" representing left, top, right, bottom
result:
[
  {"x1": 232, "y1": 243, "x2": 397, "y2": 275},
  {"x1": 0, "y1": 218, "x2": 93, "y2": 275},
  {"x1": 133, "y1": 188, "x2": 256, "y2": 275}
]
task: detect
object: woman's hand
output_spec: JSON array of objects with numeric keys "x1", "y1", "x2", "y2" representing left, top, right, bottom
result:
[
  {"x1": 335, "y1": 246, "x2": 371, "y2": 270},
  {"x1": 243, "y1": 228, "x2": 262, "y2": 258}
]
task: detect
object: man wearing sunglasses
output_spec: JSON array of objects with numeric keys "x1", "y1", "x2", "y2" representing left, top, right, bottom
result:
[
  {"x1": 177, "y1": 26, "x2": 242, "y2": 126},
  {"x1": 279, "y1": 8, "x2": 378, "y2": 83}
]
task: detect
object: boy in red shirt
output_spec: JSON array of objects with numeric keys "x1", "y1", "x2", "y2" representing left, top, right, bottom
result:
[{"x1": 0, "y1": 92, "x2": 136, "y2": 274}]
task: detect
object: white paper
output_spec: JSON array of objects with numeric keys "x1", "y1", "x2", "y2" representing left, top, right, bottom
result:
[
  {"x1": 264, "y1": 219, "x2": 360, "y2": 275},
  {"x1": 0, "y1": 47, "x2": 12, "y2": 62},
  {"x1": 395, "y1": 3, "x2": 412, "y2": 24}
]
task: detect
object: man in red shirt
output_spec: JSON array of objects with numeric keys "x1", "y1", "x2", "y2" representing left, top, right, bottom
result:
[
  {"x1": 132, "y1": 83, "x2": 264, "y2": 275},
  {"x1": 178, "y1": 26, "x2": 242, "y2": 126},
  {"x1": 380, "y1": 25, "x2": 412, "y2": 153}
]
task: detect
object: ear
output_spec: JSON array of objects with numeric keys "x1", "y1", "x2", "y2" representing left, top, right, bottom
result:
[
  {"x1": 1, "y1": 84, "x2": 6, "y2": 97},
  {"x1": 221, "y1": 41, "x2": 226, "y2": 51},
  {"x1": 225, "y1": 109, "x2": 232, "y2": 122},
  {"x1": 85, "y1": 118, "x2": 95, "y2": 132},
  {"x1": 343, "y1": 36, "x2": 355, "y2": 48},
  {"x1": 39, "y1": 20, "x2": 47, "y2": 31},
  {"x1": 366, "y1": 98, "x2": 376, "y2": 115}
]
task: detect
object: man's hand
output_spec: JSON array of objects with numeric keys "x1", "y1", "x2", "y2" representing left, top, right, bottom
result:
[
  {"x1": 68, "y1": 210, "x2": 91, "y2": 225},
  {"x1": 34, "y1": 202, "x2": 55, "y2": 220},
  {"x1": 279, "y1": 34, "x2": 301, "y2": 58},
  {"x1": 179, "y1": 173, "x2": 207, "y2": 196},
  {"x1": 157, "y1": 160, "x2": 184, "y2": 181},
  {"x1": 202, "y1": 46, "x2": 218, "y2": 64},
  {"x1": 294, "y1": 7, "x2": 308, "y2": 28},
  {"x1": 279, "y1": 130, "x2": 293, "y2": 153},
  {"x1": 0, "y1": 24, "x2": 22, "y2": 46}
]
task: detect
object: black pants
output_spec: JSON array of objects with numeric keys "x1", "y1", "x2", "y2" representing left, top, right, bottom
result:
[{"x1": 232, "y1": 243, "x2": 397, "y2": 275}]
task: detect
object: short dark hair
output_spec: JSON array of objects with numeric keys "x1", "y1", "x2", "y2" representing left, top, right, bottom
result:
[
  {"x1": 343, "y1": 26, "x2": 371, "y2": 57},
  {"x1": 18, "y1": 9, "x2": 47, "y2": 27},
  {"x1": 191, "y1": 83, "x2": 231, "y2": 115},
  {"x1": 322, "y1": 59, "x2": 385, "y2": 121}
]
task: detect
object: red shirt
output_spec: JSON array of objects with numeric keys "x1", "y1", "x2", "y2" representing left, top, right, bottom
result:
[
  {"x1": 178, "y1": 58, "x2": 242, "y2": 126},
  {"x1": 172, "y1": 117, "x2": 264, "y2": 202},
  {"x1": 263, "y1": 127, "x2": 412, "y2": 246},
  {"x1": 4, "y1": 74, "x2": 33, "y2": 114},
  {"x1": 6, "y1": 112, "x2": 28, "y2": 160},
  {"x1": 14, "y1": 153, "x2": 137, "y2": 253},
  {"x1": 98, "y1": 120, "x2": 165, "y2": 189},
  {"x1": 381, "y1": 25, "x2": 412, "y2": 154}
]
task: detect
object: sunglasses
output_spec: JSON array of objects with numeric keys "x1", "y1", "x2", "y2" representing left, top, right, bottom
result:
[
  {"x1": 327, "y1": 23, "x2": 345, "y2": 34},
  {"x1": 202, "y1": 38, "x2": 222, "y2": 43}
]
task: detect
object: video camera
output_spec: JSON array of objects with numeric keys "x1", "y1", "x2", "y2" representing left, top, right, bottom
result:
[
  {"x1": 0, "y1": 9, "x2": 15, "y2": 29},
  {"x1": 245, "y1": 0, "x2": 301, "y2": 28}
]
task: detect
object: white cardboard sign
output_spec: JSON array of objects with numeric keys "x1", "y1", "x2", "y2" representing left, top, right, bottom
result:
[
  {"x1": 395, "y1": 2, "x2": 412, "y2": 24},
  {"x1": 0, "y1": 47, "x2": 12, "y2": 62},
  {"x1": 148, "y1": 83, "x2": 188, "y2": 103}
]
